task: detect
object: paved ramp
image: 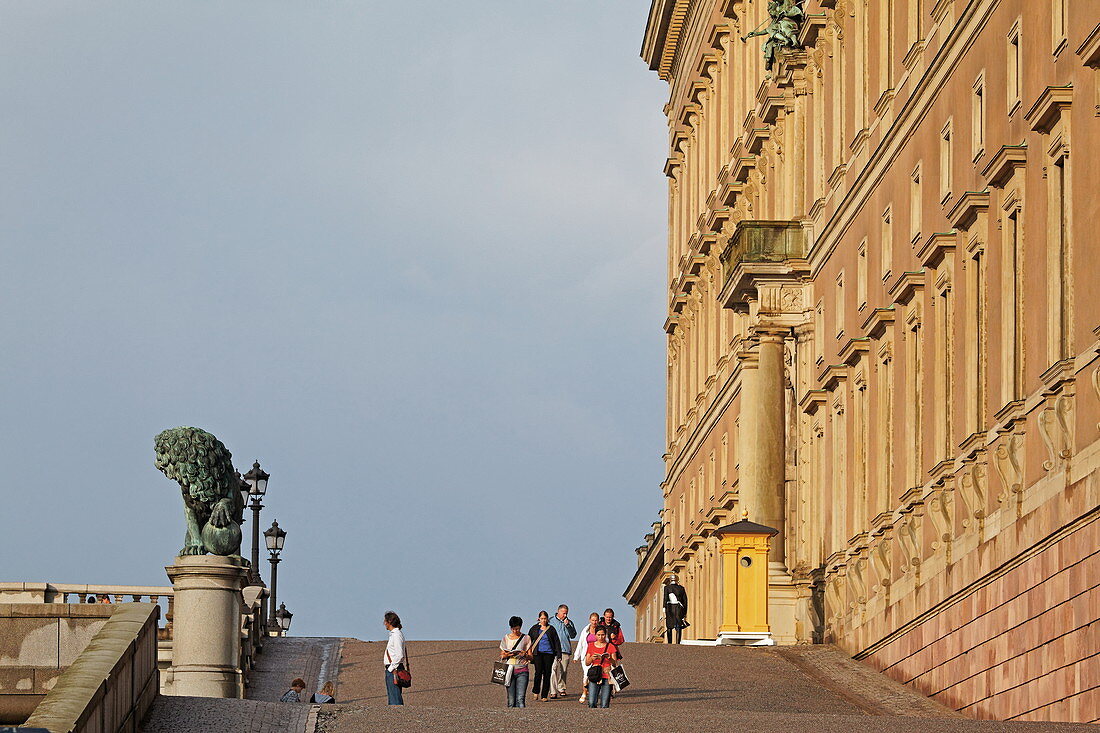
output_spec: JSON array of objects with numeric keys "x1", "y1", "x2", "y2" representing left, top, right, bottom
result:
[
  {"x1": 140, "y1": 637, "x2": 344, "y2": 732},
  {"x1": 317, "y1": 640, "x2": 1093, "y2": 732}
]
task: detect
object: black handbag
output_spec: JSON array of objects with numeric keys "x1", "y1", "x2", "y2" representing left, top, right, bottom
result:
[{"x1": 587, "y1": 664, "x2": 603, "y2": 684}]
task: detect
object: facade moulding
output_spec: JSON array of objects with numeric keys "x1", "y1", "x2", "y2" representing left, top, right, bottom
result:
[
  {"x1": 665, "y1": 359, "x2": 745, "y2": 489},
  {"x1": 945, "y1": 190, "x2": 990, "y2": 229},
  {"x1": 1024, "y1": 85, "x2": 1074, "y2": 134},
  {"x1": 852, "y1": 504, "x2": 1100, "y2": 662},
  {"x1": 1076, "y1": 22, "x2": 1100, "y2": 68},
  {"x1": 915, "y1": 232, "x2": 957, "y2": 269},
  {"x1": 808, "y1": 0, "x2": 1000, "y2": 278},
  {"x1": 981, "y1": 143, "x2": 1028, "y2": 187}
]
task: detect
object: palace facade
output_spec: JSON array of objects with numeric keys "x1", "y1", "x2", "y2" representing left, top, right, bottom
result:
[{"x1": 624, "y1": 0, "x2": 1099, "y2": 722}]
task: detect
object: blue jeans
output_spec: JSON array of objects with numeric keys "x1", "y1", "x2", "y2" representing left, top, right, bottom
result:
[
  {"x1": 385, "y1": 668, "x2": 404, "y2": 705},
  {"x1": 506, "y1": 670, "x2": 529, "y2": 707},
  {"x1": 587, "y1": 679, "x2": 611, "y2": 708}
]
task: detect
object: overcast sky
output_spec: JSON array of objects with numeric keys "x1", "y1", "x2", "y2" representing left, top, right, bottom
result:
[{"x1": 0, "y1": 1, "x2": 669, "y2": 640}]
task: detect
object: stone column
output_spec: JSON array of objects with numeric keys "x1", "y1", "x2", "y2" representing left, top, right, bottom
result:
[
  {"x1": 755, "y1": 329, "x2": 788, "y2": 561},
  {"x1": 165, "y1": 555, "x2": 248, "y2": 698}
]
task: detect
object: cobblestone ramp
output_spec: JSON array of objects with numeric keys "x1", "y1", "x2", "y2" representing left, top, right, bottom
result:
[
  {"x1": 140, "y1": 696, "x2": 313, "y2": 733},
  {"x1": 246, "y1": 637, "x2": 345, "y2": 703},
  {"x1": 318, "y1": 640, "x2": 1095, "y2": 732}
]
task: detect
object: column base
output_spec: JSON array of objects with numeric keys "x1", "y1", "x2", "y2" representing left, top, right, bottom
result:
[
  {"x1": 717, "y1": 632, "x2": 775, "y2": 646},
  {"x1": 768, "y1": 562, "x2": 799, "y2": 645},
  {"x1": 169, "y1": 664, "x2": 243, "y2": 699}
]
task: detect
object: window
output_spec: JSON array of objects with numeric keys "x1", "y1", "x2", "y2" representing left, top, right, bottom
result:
[
  {"x1": 1007, "y1": 21, "x2": 1021, "y2": 113},
  {"x1": 940, "y1": 120, "x2": 953, "y2": 202},
  {"x1": 858, "y1": 240, "x2": 869, "y2": 311},
  {"x1": 907, "y1": 0, "x2": 924, "y2": 48},
  {"x1": 905, "y1": 320, "x2": 923, "y2": 484},
  {"x1": 966, "y1": 248, "x2": 987, "y2": 432},
  {"x1": 836, "y1": 271, "x2": 846, "y2": 340},
  {"x1": 935, "y1": 286, "x2": 953, "y2": 460},
  {"x1": 972, "y1": 74, "x2": 986, "y2": 159},
  {"x1": 815, "y1": 300, "x2": 825, "y2": 364},
  {"x1": 1053, "y1": 0, "x2": 1068, "y2": 54},
  {"x1": 1003, "y1": 208, "x2": 1024, "y2": 401},
  {"x1": 1049, "y1": 156, "x2": 1071, "y2": 362},
  {"x1": 881, "y1": 207, "x2": 894, "y2": 281},
  {"x1": 876, "y1": 346, "x2": 894, "y2": 514},
  {"x1": 879, "y1": 0, "x2": 895, "y2": 96},
  {"x1": 911, "y1": 164, "x2": 923, "y2": 244}
]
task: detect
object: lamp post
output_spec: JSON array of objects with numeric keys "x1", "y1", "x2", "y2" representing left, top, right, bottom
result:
[
  {"x1": 242, "y1": 461, "x2": 270, "y2": 585},
  {"x1": 264, "y1": 520, "x2": 286, "y2": 634},
  {"x1": 275, "y1": 603, "x2": 293, "y2": 636}
]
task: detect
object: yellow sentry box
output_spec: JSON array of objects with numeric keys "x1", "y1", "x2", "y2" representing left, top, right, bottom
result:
[{"x1": 715, "y1": 510, "x2": 777, "y2": 645}]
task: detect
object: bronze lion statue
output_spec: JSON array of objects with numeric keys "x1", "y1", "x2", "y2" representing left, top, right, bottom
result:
[{"x1": 154, "y1": 426, "x2": 246, "y2": 559}]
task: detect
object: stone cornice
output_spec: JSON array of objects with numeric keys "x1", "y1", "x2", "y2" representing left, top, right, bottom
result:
[
  {"x1": 642, "y1": 0, "x2": 689, "y2": 81},
  {"x1": 1024, "y1": 85, "x2": 1073, "y2": 134},
  {"x1": 946, "y1": 190, "x2": 990, "y2": 229},
  {"x1": 916, "y1": 231, "x2": 957, "y2": 269},
  {"x1": 887, "y1": 270, "x2": 927, "y2": 305},
  {"x1": 1076, "y1": 22, "x2": 1100, "y2": 67},
  {"x1": 981, "y1": 144, "x2": 1028, "y2": 187},
  {"x1": 861, "y1": 306, "x2": 896, "y2": 339}
]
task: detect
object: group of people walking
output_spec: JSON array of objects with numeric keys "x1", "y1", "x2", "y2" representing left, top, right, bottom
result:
[
  {"x1": 499, "y1": 605, "x2": 625, "y2": 709},
  {"x1": 279, "y1": 605, "x2": 642, "y2": 710}
]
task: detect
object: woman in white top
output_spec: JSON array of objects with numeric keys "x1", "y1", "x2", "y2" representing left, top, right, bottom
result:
[
  {"x1": 383, "y1": 611, "x2": 407, "y2": 705},
  {"x1": 572, "y1": 612, "x2": 600, "y2": 704}
]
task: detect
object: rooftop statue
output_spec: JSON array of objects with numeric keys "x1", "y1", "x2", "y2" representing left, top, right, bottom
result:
[
  {"x1": 742, "y1": 0, "x2": 806, "y2": 71},
  {"x1": 154, "y1": 426, "x2": 246, "y2": 559}
]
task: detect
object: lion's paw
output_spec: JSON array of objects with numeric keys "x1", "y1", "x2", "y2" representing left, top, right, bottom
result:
[{"x1": 180, "y1": 545, "x2": 207, "y2": 556}]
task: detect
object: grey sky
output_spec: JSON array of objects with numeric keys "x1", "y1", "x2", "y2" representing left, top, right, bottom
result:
[{"x1": 0, "y1": 1, "x2": 668, "y2": 640}]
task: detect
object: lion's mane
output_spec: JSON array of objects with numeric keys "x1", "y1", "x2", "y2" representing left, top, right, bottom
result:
[{"x1": 154, "y1": 426, "x2": 237, "y2": 504}]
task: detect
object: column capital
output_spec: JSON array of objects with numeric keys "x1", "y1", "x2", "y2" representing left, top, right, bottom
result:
[{"x1": 754, "y1": 325, "x2": 791, "y2": 343}]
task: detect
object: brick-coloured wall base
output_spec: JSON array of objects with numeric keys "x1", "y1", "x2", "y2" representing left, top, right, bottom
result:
[{"x1": 860, "y1": 514, "x2": 1099, "y2": 722}]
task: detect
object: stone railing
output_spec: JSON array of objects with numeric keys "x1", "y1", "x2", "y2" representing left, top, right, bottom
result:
[
  {"x1": 0, "y1": 582, "x2": 174, "y2": 637},
  {"x1": 1, "y1": 581, "x2": 269, "y2": 699},
  {"x1": 20, "y1": 604, "x2": 159, "y2": 733}
]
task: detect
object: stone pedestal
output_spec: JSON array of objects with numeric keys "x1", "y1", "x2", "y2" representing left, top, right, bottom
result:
[{"x1": 165, "y1": 555, "x2": 248, "y2": 699}]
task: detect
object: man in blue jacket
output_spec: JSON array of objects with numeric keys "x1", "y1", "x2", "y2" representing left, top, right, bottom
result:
[{"x1": 549, "y1": 604, "x2": 577, "y2": 698}]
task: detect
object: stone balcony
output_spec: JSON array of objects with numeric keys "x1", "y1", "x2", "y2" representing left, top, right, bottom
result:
[{"x1": 718, "y1": 220, "x2": 811, "y2": 308}]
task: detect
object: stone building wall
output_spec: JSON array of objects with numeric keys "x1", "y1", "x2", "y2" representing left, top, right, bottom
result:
[{"x1": 628, "y1": 0, "x2": 1100, "y2": 722}]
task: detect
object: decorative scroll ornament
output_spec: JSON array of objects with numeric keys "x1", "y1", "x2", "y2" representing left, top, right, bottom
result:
[
  {"x1": 824, "y1": 572, "x2": 846, "y2": 626},
  {"x1": 897, "y1": 511, "x2": 922, "y2": 582},
  {"x1": 1037, "y1": 394, "x2": 1073, "y2": 470},
  {"x1": 927, "y1": 484, "x2": 954, "y2": 564},
  {"x1": 994, "y1": 434, "x2": 1024, "y2": 518},
  {"x1": 741, "y1": 0, "x2": 806, "y2": 70},
  {"x1": 958, "y1": 461, "x2": 987, "y2": 540},
  {"x1": 848, "y1": 554, "x2": 868, "y2": 620},
  {"x1": 870, "y1": 534, "x2": 892, "y2": 606}
]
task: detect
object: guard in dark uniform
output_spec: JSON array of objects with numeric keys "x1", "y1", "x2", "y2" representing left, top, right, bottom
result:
[{"x1": 663, "y1": 573, "x2": 689, "y2": 644}]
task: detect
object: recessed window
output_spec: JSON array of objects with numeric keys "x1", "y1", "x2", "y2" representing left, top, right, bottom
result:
[
  {"x1": 972, "y1": 74, "x2": 986, "y2": 159},
  {"x1": 940, "y1": 120, "x2": 953, "y2": 202},
  {"x1": 1008, "y1": 22, "x2": 1022, "y2": 113}
]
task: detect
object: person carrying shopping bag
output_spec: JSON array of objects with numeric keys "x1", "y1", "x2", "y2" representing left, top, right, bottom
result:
[
  {"x1": 499, "y1": 616, "x2": 532, "y2": 708},
  {"x1": 573, "y1": 612, "x2": 600, "y2": 704},
  {"x1": 584, "y1": 626, "x2": 618, "y2": 708}
]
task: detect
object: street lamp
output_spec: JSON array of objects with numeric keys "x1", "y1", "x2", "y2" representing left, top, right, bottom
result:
[
  {"x1": 264, "y1": 519, "x2": 286, "y2": 633},
  {"x1": 242, "y1": 461, "x2": 271, "y2": 585},
  {"x1": 275, "y1": 603, "x2": 293, "y2": 635}
]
